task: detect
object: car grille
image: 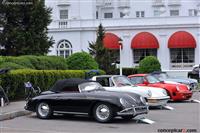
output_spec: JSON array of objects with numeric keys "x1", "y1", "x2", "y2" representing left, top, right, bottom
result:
[{"x1": 134, "y1": 106, "x2": 148, "y2": 113}]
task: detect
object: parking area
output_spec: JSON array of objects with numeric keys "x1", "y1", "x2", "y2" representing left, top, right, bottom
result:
[{"x1": 0, "y1": 92, "x2": 199, "y2": 133}]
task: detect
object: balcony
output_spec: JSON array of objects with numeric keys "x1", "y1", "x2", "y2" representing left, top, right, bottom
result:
[
  {"x1": 152, "y1": 0, "x2": 165, "y2": 7},
  {"x1": 96, "y1": 0, "x2": 114, "y2": 8},
  {"x1": 168, "y1": 0, "x2": 181, "y2": 6},
  {"x1": 48, "y1": 16, "x2": 199, "y2": 30},
  {"x1": 118, "y1": 0, "x2": 130, "y2": 8}
]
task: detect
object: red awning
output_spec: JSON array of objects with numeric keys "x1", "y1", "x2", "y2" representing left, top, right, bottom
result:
[
  {"x1": 131, "y1": 32, "x2": 159, "y2": 49},
  {"x1": 168, "y1": 31, "x2": 196, "y2": 48},
  {"x1": 103, "y1": 33, "x2": 121, "y2": 49}
]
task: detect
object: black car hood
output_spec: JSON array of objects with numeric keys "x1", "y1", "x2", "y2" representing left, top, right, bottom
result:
[{"x1": 86, "y1": 90, "x2": 144, "y2": 106}]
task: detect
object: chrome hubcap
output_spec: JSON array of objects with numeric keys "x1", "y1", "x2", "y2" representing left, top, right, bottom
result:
[
  {"x1": 38, "y1": 103, "x2": 49, "y2": 117},
  {"x1": 96, "y1": 104, "x2": 110, "y2": 120}
]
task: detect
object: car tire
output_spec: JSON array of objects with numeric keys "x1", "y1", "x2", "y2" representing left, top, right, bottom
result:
[
  {"x1": 121, "y1": 115, "x2": 134, "y2": 120},
  {"x1": 36, "y1": 102, "x2": 53, "y2": 119},
  {"x1": 93, "y1": 103, "x2": 114, "y2": 123}
]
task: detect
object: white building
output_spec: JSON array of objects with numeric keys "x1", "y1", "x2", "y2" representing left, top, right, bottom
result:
[{"x1": 46, "y1": 0, "x2": 200, "y2": 72}]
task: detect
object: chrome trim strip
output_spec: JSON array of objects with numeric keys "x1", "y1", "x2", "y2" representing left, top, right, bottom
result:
[{"x1": 54, "y1": 111, "x2": 88, "y2": 115}]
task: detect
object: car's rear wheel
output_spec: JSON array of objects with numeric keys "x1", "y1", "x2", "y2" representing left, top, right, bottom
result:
[
  {"x1": 93, "y1": 103, "x2": 114, "y2": 123},
  {"x1": 121, "y1": 115, "x2": 134, "y2": 120},
  {"x1": 36, "y1": 102, "x2": 53, "y2": 119}
]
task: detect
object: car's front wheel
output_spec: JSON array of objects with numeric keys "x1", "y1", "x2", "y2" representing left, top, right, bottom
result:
[
  {"x1": 36, "y1": 102, "x2": 53, "y2": 119},
  {"x1": 121, "y1": 115, "x2": 134, "y2": 120},
  {"x1": 93, "y1": 103, "x2": 114, "y2": 123}
]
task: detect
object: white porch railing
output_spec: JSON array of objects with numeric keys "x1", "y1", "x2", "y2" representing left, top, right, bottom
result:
[
  {"x1": 118, "y1": 0, "x2": 130, "y2": 8},
  {"x1": 152, "y1": 0, "x2": 165, "y2": 6},
  {"x1": 168, "y1": 0, "x2": 181, "y2": 6},
  {"x1": 48, "y1": 16, "x2": 199, "y2": 30}
]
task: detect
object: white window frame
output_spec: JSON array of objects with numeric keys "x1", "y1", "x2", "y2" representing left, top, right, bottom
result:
[
  {"x1": 57, "y1": 40, "x2": 72, "y2": 58},
  {"x1": 133, "y1": 49, "x2": 157, "y2": 64},
  {"x1": 170, "y1": 48, "x2": 195, "y2": 69},
  {"x1": 136, "y1": 11, "x2": 145, "y2": 18},
  {"x1": 60, "y1": 9, "x2": 68, "y2": 19},
  {"x1": 104, "y1": 12, "x2": 113, "y2": 18},
  {"x1": 170, "y1": 10, "x2": 179, "y2": 16},
  {"x1": 189, "y1": 9, "x2": 197, "y2": 16}
]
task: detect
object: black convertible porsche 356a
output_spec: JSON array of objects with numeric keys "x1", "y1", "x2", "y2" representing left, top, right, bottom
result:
[{"x1": 25, "y1": 78, "x2": 148, "y2": 123}]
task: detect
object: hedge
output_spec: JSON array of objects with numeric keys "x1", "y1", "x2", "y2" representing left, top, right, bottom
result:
[
  {"x1": 0, "y1": 69, "x2": 105, "y2": 100},
  {"x1": 0, "y1": 55, "x2": 68, "y2": 70}
]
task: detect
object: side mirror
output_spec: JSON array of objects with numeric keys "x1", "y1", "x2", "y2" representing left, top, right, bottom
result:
[{"x1": 143, "y1": 81, "x2": 149, "y2": 85}]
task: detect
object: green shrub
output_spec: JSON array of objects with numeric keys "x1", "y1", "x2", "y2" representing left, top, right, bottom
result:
[
  {"x1": 0, "y1": 55, "x2": 68, "y2": 70},
  {"x1": 114, "y1": 68, "x2": 138, "y2": 76},
  {"x1": 22, "y1": 55, "x2": 68, "y2": 70},
  {"x1": 138, "y1": 56, "x2": 161, "y2": 73},
  {"x1": 0, "y1": 62, "x2": 29, "y2": 69},
  {"x1": 3, "y1": 56, "x2": 35, "y2": 69},
  {"x1": 0, "y1": 69, "x2": 105, "y2": 100},
  {"x1": 66, "y1": 52, "x2": 99, "y2": 70}
]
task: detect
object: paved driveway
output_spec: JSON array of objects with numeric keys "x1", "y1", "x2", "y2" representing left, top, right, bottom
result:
[{"x1": 0, "y1": 92, "x2": 199, "y2": 133}]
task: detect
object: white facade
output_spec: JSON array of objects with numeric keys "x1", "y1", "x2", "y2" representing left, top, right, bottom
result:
[{"x1": 46, "y1": 0, "x2": 200, "y2": 71}]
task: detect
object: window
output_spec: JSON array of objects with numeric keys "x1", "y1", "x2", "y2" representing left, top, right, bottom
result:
[
  {"x1": 136, "y1": 11, "x2": 145, "y2": 18},
  {"x1": 129, "y1": 77, "x2": 144, "y2": 85},
  {"x1": 96, "y1": 77, "x2": 110, "y2": 87},
  {"x1": 141, "y1": 11, "x2": 145, "y2": 17},
  {"x1": 170, "y1": 10, "x2": 179, "y2": 16},
  {"x1": 189, "y1": 9, "x2": 197, "y2": 16},
  {"x1": 170, "y1": 48, "x2": 195, "y2": 68},
  {"x1": 60, "y1": 10, "x2": 68, "y2": 19},
  {"x1": 104, "y1": 12, "x2": 113, "y2": 18},
  {"x1": 154, "y1": 10, "x2": 160, "y2": 16},
  {"x1": 170, "y1": 48, "x2": 194, "y2": 63},
  {"x1": 57, "y1": 40, "x2": 72, "y2": 58},
  {"x1": 136, "y1": 11, "x2": 140, "y2": 18},
  {"x1": 133, "y1": 49, "x2": 157, "y2": 64},
  {"x1": 120, "y1": 12, "x2": 125, "y2": 18},
  {"x1": 96, "y1": 11, "x2": 99, "y2": 19}
]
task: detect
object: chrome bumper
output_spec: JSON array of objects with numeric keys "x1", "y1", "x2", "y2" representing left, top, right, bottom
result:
[
  {"x1": 147, "y1": 97, "x2": 170, "y2": 107},
  {"x1": 117, "y1": 106, "x2": 148, "y2": 116}
]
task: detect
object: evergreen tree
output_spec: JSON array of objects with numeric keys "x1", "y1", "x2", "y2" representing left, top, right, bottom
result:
[
  {"x1": 88, "y1": 24, "x2": 118, "y2": 74},
  {"x1": 0, "y1": 0, "x2": 54, "y2": 56}
]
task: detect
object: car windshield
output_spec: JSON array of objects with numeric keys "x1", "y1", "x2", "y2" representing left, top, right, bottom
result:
[
  {"x1": 152, "y1": 73, "x2": 169, "y2": 81},
  {"x1": 112, "y1": 76, "x2": 133, "y2": 87},
  {"x1": 146, "y1": 75, "x2": 161, "y2": 83},
  {"x1": 78, "y1": 82, "x2": 105, "y2": 93}
]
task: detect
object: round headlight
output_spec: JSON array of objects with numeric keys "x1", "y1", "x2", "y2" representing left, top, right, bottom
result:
[
  {"x1": 176, "y1": 85, "x2": 180, "y2": 91},
  {"x1": 119, "y1": 98, "x2": 130, "y2": 107},
  {"x1": 140, "y1": 96, "x2": 147, "y2": 105},
  {"x1": 147, "y1": 90, "x2": 152, "y2": 97},
  {"x1": 162, "y1": 89, "x2": 167, "y2": 95},
  {"x1": 186, "y1": 85, "x2": 190, "y2": 90}
]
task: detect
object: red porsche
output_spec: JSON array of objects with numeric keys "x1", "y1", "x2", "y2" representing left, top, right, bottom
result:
[{"x1": 128, "y1": 74, "x2": 193, "y2": 101}]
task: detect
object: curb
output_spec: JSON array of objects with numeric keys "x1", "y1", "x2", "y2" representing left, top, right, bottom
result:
[{"x1": 0, "y1": 110, "x2": 32, "y2": 121}]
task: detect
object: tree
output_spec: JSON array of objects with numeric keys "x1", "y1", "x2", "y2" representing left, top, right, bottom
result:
[
  {"x1": 138, "y1": 56, "x2": 161, "y2": 73},
  {"x1": 66, "y1": 52, "x2": 98, "y2": 70},
  {"x1": 88, "y1": 24, "x2": 118, "y2": 74},
  {"x1": 0, "y1": 0, "x2": 54, "y2": 56}
]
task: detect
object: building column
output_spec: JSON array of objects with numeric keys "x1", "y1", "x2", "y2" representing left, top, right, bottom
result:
[
  {"x1": 157, "y1": 32, "x2": 170, "y2": 70},
  {"x1": 120, "y1": 33, "x2": 132, "y2": 68},
  {"x1": 197, "y1": 30, "x2": 200, "y2": 65}
]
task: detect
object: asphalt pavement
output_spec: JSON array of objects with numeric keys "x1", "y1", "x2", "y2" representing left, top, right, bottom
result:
[
  {"x1": 0, "y1": 101, "x2": 31, "y2": 121},
  {"x1": 0, "y1": 92, "x2": 199, "y2": 133}
]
